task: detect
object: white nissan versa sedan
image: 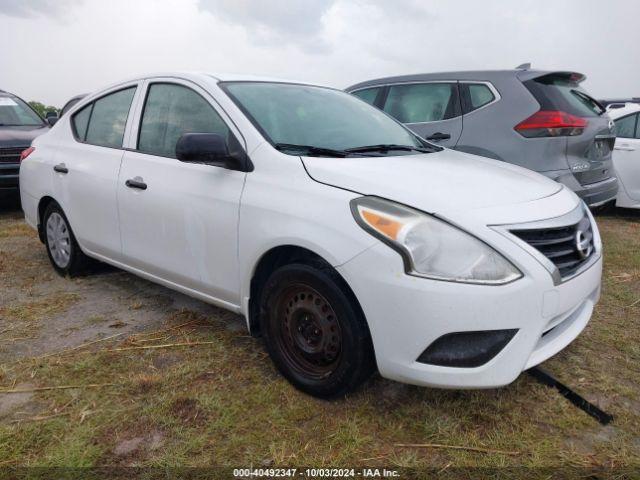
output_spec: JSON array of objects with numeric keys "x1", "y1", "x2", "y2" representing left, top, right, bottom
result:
[{"x1": 19, "y1": 73, "x2": 602, "y2": 398}]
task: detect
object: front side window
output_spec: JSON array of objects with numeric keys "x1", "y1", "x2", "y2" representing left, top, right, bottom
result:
[
  {"x1": 467, "y1": 84, "x2": 495, "y2": 110},
  {"x1": 351, "y1": 87, "x2": 381, "y2": 106},
  {"x1": 0, "y1": 96, "x2": 44, "y2": 126},
  {"x1": 383, "y1": 83, "x2": 458, "y2": 123},
  {"x1": 614, "y1": 113, "x2": 638, "y2": 138},
  {"x1": 222, "y1": 82, "x2": 426, "y2": 154},
  {"x1": 81, "y1": 87, "x2": 136, "y2": 148},
  {"x1": 138, "y1": 83, "x2": 230, "y2": 158}
]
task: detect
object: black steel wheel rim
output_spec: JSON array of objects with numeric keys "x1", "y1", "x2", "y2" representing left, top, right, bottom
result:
[{"x1": 273, "y1": 284, "x2": 343, "y2": 380}]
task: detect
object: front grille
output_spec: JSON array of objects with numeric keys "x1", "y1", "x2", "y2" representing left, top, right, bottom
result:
[
  {"x1": 0, "y1": 147, "x2": 25, "y2": 164},
  {"x1": 511, "y1": 213, "x2": 595, "y2": 278}
]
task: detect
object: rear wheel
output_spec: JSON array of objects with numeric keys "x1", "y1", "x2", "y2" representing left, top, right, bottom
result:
[
  {"x1": 260, "y1": 263, "x2": 375, "y2": 398},
  {"x1": 43, "y1": 202, "x2": 91, "y2": 277}
]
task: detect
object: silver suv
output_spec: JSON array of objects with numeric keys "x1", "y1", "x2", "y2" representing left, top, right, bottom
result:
[{"x1": 346, "y1": 68, "x2": 618, "y2": 206}]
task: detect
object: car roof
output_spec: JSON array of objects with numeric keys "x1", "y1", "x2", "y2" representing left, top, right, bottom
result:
[
  {"x1": 95, "y1": 71, "x2": 320, "y2": 89},
  {"x1": 607, "y1": 103, "x2": 640, "y2": 119},
  {"x1": 346, "y1": 69, "x2": 585, "y2": 91},
  {"x1": 75, "y1": 72, "x2": 328, "y2": 109}
]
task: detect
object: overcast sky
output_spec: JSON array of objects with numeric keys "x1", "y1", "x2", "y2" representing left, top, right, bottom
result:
[{"x1": 1, "y1": 0, "x2": 638, "y2": 106}]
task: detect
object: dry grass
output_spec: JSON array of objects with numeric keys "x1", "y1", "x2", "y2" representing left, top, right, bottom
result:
[{"x1": 0, "y1": 206, "x2": 639, "y2": 471}]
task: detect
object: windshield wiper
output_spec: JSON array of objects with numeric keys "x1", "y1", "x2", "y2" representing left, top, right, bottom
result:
[
  {"x1": 345, "y1": 144, "x2": 436, "y2": 154},
  {"x1": 274, "y1": 143, "x2": 349, "y2": 158}
]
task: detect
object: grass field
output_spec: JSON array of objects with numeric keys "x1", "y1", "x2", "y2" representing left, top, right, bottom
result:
[{"x1": 0, "y1": 200, "x2": 639, "y2": 473}]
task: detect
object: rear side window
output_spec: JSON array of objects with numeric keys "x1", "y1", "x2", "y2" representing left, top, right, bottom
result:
[
  {"x1": 72, "y1": 104, "x2": 92, "y2": 140},
  {"x1": 614, "y1": 113, "x2": 639, "y2": 138},
  {"x1": 351, "y1": 87, "x2": 381, "y2": 106},
  {"x1": 137, "y1": 83, "x2": 230, "y2": 159},
  {"x1": 73, "y1": 87, "x2": 136, "y2": 147},
  {"x1": 382, "y1": 83, "x2": 459, "y2": 123},
  {"x1": 468, "y1": 84, "x2": 495, "y2": 110},
  {"x1": 523, "y1": 75, "x2": 605, "y2": 118}
]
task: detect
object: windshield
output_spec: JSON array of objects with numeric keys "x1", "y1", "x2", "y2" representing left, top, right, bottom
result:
[
  {"x1": 0, "y1": 96, "x2": 44, "y2": 126},
  {"x1": 221, "y1": 82, "x2": 429, "y2": 156}
]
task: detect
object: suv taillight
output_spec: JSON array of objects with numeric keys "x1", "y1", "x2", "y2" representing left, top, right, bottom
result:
[
  {"x1": 515, "y1": 110, "x2": 587, "y2": 138},
  {"x1": 20, "y1": 147, "x2": 35, "y2": 162}
]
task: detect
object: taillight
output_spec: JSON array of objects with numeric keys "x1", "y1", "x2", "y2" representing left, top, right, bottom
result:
[
  {"x1": 20, "y1": 147, "x2": 35, "y2": 162},
  {"x1": 514, "y1": 110, "x2": 587, "y2": 138}
]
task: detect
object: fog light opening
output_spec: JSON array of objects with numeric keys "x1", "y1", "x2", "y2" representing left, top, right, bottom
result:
[{"x1": 417, "y1": 329, "x2": 518, "y2": 368}]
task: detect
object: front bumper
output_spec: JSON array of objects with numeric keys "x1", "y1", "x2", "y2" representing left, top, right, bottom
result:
[
  {"x1": 0, "y1": 163, "x2": 20, "y2": 191},
  {"x1": 337, "y1": 205, "x2": 602, "y2": 389}
]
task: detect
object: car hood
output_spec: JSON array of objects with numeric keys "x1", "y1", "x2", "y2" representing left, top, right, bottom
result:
[
  {"x1": 0, "y1": 125, "x2": 49, "y2": 148},
  {"x1": 302, "y1": 149, "x2": 562, "y2": 214}
]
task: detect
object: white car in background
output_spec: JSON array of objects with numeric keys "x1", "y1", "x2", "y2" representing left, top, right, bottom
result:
[
  {"x1": 19, "y1": 73, "x2": 602, "y2": 398},
  {"x1": 608, "y1": 103, "x2": 640, "y2": 208}
]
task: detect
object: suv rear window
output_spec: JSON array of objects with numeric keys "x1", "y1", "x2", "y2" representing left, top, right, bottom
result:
[{"x1": 523, "y1": 74, "x2": 605, "y2": 117}]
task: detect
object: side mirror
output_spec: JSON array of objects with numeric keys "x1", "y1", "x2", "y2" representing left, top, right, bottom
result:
[
  {"x1": 175, "y1": 133, "x2": 248, "y2": 171},
  {"x1": 46, "y1": 116, "x2": 58, "y2": 126}
]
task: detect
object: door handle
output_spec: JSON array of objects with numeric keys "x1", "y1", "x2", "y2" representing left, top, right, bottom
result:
[
  {"x1": 614, "y1": 145, "x2": 635, "y2": 151},
  {"x1": 125, "y1": 178, "x2": 147, "y2": 190},
  {"x1": 53, "y1": 163, "x2": 68, "y2": 174},
  {"x1": 426, "y1": 132, "x2": 451, "y2": 141}
]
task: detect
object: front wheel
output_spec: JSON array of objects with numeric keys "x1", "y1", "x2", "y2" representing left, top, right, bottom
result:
[{"x1": 260, "y1": 263, "x2": 375, "y2": 398}]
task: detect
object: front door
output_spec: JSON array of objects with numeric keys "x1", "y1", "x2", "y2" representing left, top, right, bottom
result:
[{"x1": 117, "y1": 80, "x2": 246, "y2": 305}]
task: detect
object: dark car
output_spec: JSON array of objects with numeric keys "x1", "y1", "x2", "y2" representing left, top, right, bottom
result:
[
  {"x1": 0, "y1": 89, "x2": 50, "y2": 194},
  {"x1": 347, "y1": 68, "x2": 618, "y2": 207}
]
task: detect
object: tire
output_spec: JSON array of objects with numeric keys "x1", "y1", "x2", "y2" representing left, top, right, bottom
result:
[
  {"x1": 260, "y1": 262, "x2": 375, "y2": 398},
  {"x1": 42, "y1": 201, "x2": 91, "y2": 277}
]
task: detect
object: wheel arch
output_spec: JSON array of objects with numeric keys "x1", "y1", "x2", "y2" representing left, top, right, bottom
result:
[
  {"x1": 246, "y1": 244, "x2": 367, "y2": 338},
  {"x1": 36, "y1": 195, "x2": 58, "y2": 243}
]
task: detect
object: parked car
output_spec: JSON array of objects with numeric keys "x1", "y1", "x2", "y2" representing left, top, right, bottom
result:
[
  {"x1": 60, "y1": 94, "x2": 87, "y2": 117},
  {"x1": 607, "y1": 103, "x2": 640, "y2": 208},
  {"x1": 0, "y1": 89, "x2": 50, "y2": 195},
  {"x1": 346, "y1": 68, "x2": 618, "y2": 207},
  {"x1": 20, "y1": 73, "x2": 602, "y2": 398}
]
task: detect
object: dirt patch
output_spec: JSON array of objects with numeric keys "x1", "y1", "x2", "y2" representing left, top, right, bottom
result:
[
  {"x1": 113, "y1": 430, "x2": 165, "y2": 458},
  {"x1": 170, "y1": 397, "x2": 208, "y2": 426},
  {"x1": 0, "y1": 383, "x2": 35, "y2": 419}
]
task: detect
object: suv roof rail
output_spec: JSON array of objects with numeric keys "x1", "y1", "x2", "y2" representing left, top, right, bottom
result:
[{"x1": 516, "y1": 63, "x2": 531, "y2": 70}]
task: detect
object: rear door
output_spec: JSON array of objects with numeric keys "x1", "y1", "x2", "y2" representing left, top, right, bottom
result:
[
  {"x1": 117, "y1": 79, "x2": 246, "y2": 304},
  {"x1": 379, "y1": 82, "x2": 463, "y2": 147},
  {"x1": 53, "y1": 84, "x2": 139, "y2": 259},
  {"x1": 612, "y1": 112, "x2": 640, "y2": 201},
  {"x1": 522, "y1": 74, "x2": 615, "y2": 185}
]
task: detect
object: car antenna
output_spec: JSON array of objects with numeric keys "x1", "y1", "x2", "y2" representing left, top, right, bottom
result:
[{"x1": 516, "y1": 63, "x2": 531, "y2": 70}]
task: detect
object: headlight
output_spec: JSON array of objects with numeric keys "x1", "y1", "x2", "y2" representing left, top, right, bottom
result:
[{"x1": 350, "y1": 196, "x2": 522, "y2": 285}]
